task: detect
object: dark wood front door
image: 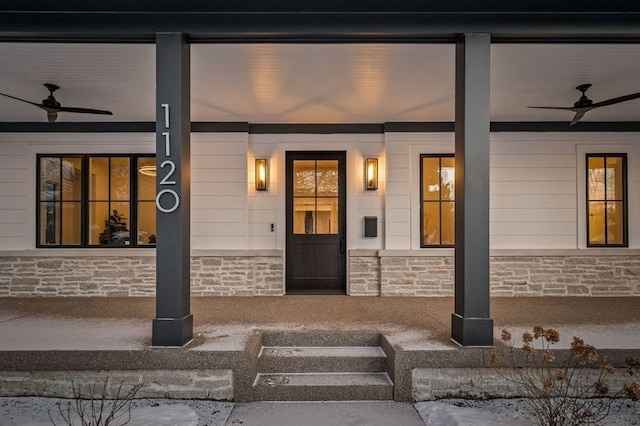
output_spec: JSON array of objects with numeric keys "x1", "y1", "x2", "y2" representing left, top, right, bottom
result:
[{"x1": 286, "y1": 151, "x2": 346, "y2": 294}]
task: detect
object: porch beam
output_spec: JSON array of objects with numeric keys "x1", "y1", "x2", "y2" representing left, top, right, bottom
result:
[
  {"x1": 152, "y1": 33, "x2": 193, "y2": 347},
  {"x1": 451, "y1": 33, "x2": 494, "y2": 347}
]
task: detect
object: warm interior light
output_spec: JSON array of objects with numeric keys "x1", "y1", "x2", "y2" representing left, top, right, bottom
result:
[
  {"x1": 366, "y1": 158, "x2": 378, "y2": 190},
  {"x1": 138, "y1": 165, "x2": 157, "y2": 176},
  {"x1": 255, "y1": 159, "x2": 268, "y2": 191}
]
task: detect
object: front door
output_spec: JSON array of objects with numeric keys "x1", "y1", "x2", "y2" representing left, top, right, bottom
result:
[{"x1": 286, "y1": 151, "x2": 346, "y2": 294}]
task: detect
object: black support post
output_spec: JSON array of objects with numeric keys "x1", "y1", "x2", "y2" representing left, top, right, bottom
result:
[
  {"x1": 451, "y1": 33, "x2": 494, "y2": 347},
  {"x1": 152, "y1": 33, "x2": 193, "y2": 347}
]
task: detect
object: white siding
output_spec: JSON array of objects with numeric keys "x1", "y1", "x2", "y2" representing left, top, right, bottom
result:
[
  {"x1": 385, "y1": 132, "x2": 454, "y2": 249},
  {"x1": 492, "y1": 133, "x2": 639, "y2": 249},
  {"x1": 0, "y1": 133, "x2": 154, "y2": 250},
  {"x1": 248, "y1": 133, "x2": 385, "y2": 251},
  {"x1": 384, "y1": 132, "x2": 640, "y2": 250},
  {"x1": 191, "y1": 133, "x2": 248, "y2": 249}
]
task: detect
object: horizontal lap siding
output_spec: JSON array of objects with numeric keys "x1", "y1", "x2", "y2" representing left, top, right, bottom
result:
[
  {"x1": 247, "y1": 135, "x2": 278, "y2": 249},
  {"x1": 354, "y1": 137, "x2": 385, "y2": 250},
  {"x1": 0, "y1": 133, "x2": 156, "y2": 250},
  {"x1": 490, "y1": 135, "x2": 578, "y2": 249},
  {"x1": 191, "y1": 133, "x2": 248, "y2": 249},
  {"x1": 0, "y1": 146, "x2": 28, "y2": 250}
]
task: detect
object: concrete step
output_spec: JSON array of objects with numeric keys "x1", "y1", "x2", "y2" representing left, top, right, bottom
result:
[
  {"x1": 252, "y1": 372, "x2": 394, "y2": 401},
  {"x1": 258, "y1": 346, "x2": 387, "y2": 373},
  {"x1": 261, "y1": 331, "x2": 381, "y2": 347}
]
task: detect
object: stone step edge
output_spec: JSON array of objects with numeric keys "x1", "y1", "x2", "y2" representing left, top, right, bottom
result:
[
  {"x1": 258, "y1": 346, "x2": 387, "y2": 358},
  {"x1": 252, "y1": 372, "x2": 394, "y2": 387}
]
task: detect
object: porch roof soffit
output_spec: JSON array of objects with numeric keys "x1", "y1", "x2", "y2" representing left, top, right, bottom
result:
[{"x1": 2, "y1": 1, "x2": 640, "y2": 41}]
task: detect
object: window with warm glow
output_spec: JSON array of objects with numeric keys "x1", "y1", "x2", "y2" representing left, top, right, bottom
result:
[
  {"x1": 421, "y1": 154, "x2": 455, "y2": 247},
  {"x1": 587, "y1": 154, "x2": 627, "y2": 247},
  {"x1": 292, "y1": 160, "x2": 339, "y2": 234},
  {"x1": 37, "y1": 154, "x2": 156, "y2": 247}
]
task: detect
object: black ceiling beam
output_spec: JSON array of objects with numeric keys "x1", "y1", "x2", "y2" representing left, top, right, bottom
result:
[
  {"x1": 2, "y1": 122, "x2": 640, "y2": 133},
  {"x1": 1, "y1": 9, "x2": 640, "y2": 41}
]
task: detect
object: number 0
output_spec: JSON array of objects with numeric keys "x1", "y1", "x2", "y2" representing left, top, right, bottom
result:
[{"x1": 156, "y1": 189, "x2": 180, "y2": 213}]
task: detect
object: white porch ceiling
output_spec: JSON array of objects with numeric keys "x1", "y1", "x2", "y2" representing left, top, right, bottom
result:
[{"x1": 0, "y1": 42, "x2": 639, "y2": 124}]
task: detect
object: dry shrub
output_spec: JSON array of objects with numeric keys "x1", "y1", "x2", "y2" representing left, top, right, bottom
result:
[
  {"x1": 48, "y1": 377, "x2": 143, "y2": 426},
  {"x1": 490, "y1": 326, "x2": 636, "y2": 426}
]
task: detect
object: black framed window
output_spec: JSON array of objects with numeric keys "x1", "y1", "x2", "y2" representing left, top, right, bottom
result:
[
  {"x1": 420, "y1": 154, "x2": 455, "y2": 247},
  {"x1": 37, "y1": 154, "x2": 156, "y2": 247},
  {"x1": 586, "y1": 154, "x2": 628, "y2": 247}
]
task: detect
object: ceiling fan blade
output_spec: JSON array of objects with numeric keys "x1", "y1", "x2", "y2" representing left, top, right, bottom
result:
[
  {"x1": 570, "y1": 111, "x2": 586, "y2": 126},
  {"x1": 0, "y1": 91, "x2": 48, "y2": 110},
  {"x1": 57, "y1": 106, "x2": 113, "y2": 115},
  {"x1": 590, "y1": 92, "x2": 640, "y2": 108},
  {"x1": 527, "y1": 106, "x2": 577, "y2": 111}
]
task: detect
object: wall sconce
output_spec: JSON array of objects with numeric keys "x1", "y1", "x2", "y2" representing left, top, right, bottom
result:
[
  {"x1": 255, "y1": 158, "x2": 268, "y2": 191},
  {"x1": 365, "y1": 158, "x2": 378, "y2": 190}
]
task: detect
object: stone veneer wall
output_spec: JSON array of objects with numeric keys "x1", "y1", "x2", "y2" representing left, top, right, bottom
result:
[
  {"x1": 0, "y1": 250, "x2": 284, "y2": 297},
  {"x1": 349, "y1": 250, "x2": 640, "y2": 297},
  {"x1": 2, "y1": 250, "x2": 639, "y2": 297}
]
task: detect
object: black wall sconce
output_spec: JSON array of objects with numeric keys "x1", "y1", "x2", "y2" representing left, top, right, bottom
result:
[
  {"x1": 255, "y1": 158, "x2": 268, "y2": 191},
  {"x1": 365, "y1": 158, "x2": 378, "y2": 190}
]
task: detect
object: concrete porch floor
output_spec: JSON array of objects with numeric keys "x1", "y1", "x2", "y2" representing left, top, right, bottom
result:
[
  {"x1": 1, "y1": 296, "x2": 639, "y2": 351},
  {"x1": 1, "y1": 296, "x2": 639, "y2": 404}
]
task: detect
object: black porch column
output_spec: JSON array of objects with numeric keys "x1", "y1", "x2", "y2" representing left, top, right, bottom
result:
[
  {"x1": 152, "y1": 33, "x2": 193, "y2": 347},
  {"x1": 451, "y1": 33, "x2": 494, "y2": 347}
]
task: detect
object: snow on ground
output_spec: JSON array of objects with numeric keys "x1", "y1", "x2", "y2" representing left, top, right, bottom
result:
[
  {"x1": 2, "y1": 397, "x2": 638, "y2": 426},
  {"x1": 417, "y1": 399, "x2": 640, "y2": 426},
  {"x1": 495, "y1": 323, "x2": 640, "y2": 349},
  {"x1": 0, "y1": 397, "x2": 233, "y2": 426},
  {"x1": 0, "y1": 316, "x2": 148, "y2": 350}
]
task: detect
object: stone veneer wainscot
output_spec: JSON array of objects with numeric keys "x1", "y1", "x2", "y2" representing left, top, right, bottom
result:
[
  {"x1": 2, "y1": 248, "x2": 639, "y2": 297},
  {"x1": 0, "y1": 249, "x2": 283, "y2": 297},
  {"x1": 349, "y1": 249, "x2": 640, "y2": 297}
]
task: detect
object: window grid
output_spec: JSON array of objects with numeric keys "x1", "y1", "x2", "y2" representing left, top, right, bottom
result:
[
  {"x1": 586, "y1": 153, "x2": 628, "y2": 247},
  {"x1": 420, "y1": 154, "x2": 455, "y2": 248},
  {"x1": 36, "y1": 154, "x2": 155, "y2": 248}
]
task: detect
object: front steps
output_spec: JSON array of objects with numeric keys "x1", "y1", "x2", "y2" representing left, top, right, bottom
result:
[{"x1": 252, "y1": 331, "x2": 394, "y2": 401}]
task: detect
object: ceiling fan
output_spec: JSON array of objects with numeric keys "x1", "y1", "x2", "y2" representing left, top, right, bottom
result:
[
  {"x1": 0, "y1": 83, "x2": 113, "y2": 122},
  {"x1": 528, "y1": 84, "x2": 640, "y2": 125}
]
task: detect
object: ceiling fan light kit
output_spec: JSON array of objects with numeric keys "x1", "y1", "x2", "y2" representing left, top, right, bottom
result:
[
  {"x1": 528, "y1": 84, "x2": 640, "y2": 126},
  {"x1": 0, "y1": 83, "x2": 113, "y2": 122}
]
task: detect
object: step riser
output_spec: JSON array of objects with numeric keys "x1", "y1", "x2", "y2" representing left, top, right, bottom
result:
[
  {"x1": 253, "y1": 385, "x2": 393, "y2": 401},
  {"x1": 258, "y1": 357, "x2": 387, "y2": 373},
  {"x1": 261, "y1": 332, "x2": 381, "y2": 347}
]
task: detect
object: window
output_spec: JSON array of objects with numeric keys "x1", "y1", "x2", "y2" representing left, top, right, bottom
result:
[
  {"x1": 421, "y1": 154, "x2": 455, "y2": 247},
  {"x1": 292, "y1": 159, "x2": 339, "y2": 234},
  {"x1": 586, "y1": 154, "x2": 627, "y2": 247},
  {"x1": 37, "y1": 154, "x2": 156, "y2": 247}
]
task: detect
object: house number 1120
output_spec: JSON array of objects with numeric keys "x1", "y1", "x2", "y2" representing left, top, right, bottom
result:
[{"x1": 156, "y1": 103, "x2": 180, "y2": 214}]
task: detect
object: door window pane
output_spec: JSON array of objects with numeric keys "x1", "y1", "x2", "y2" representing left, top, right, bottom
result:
[
  {"x1": 292, "y1": 159, "x2": 340, "y2": 235},
  {"x1": 317, "y1": 197, "x2": 338, "y2": 234},
  {"x1": 316, "y1": 160, "x2": 338, "y2": 196},
  {"x1": 294, "y1": 198, "x2": 316, "y2": 234},
  {"x1": 293, "y1": 160, "x2": 316, "y2": 196}
]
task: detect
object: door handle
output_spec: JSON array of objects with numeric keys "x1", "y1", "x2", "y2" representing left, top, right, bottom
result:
[{"x1": 340, "y1": 237, "x2": 345, "y2": 253}]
